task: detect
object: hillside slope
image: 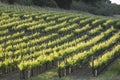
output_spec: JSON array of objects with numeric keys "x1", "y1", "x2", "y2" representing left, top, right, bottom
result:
[{"x1": 0, "y1": 4, "x2": 120, "y2": 80}]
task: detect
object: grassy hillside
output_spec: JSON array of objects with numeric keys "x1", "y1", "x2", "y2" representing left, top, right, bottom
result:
[{"x1": 0, "y1": 4, "x2": 120, "y2": 80}]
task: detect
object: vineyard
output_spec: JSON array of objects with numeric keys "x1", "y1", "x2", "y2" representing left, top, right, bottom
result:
[{"x1": 0, "y1": 4, "x2": 120, "y2": 80}]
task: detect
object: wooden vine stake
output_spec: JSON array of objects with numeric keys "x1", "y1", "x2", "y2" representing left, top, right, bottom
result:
[{"x1": 91, "y1": 55, "x2": 95, "y2": 77}]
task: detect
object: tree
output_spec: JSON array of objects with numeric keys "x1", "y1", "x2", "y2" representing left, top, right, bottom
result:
[
  {"x1": 76, "y1": 0, "x2": 110, "y2": 4},
  {"x1": 8, "y1": 0, "x2": 14, "y2": 4},
  {"x1": 54, "y1": 0, "x2": 72, "y2": 9},
  {"x1": 32, "y1": 0, "x2": 57, "y2": 7},
  {"x1": 0, "y1": 0, "x2": 14, "y2": 4}
]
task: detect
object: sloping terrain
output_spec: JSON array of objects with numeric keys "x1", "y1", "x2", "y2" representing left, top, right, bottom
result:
[{"x1": 0, "y1": 4, "x2": 120, "y2": 80}]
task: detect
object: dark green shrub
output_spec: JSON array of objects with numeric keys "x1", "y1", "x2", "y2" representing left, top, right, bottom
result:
[
  {"x1": 32, "y1": 0, "x2": 57, "y2": 8},
  {"x1": 54, "y1": 0, "x2": 72, "y2": 9},
  {"x1": 15, "y1": 0, "x2": 33, "y2": 5},
  {"x1": 0, "y1": 0, "x2": 15, "y2": 4}
]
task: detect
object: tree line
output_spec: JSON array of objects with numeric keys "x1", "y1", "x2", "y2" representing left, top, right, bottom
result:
[
  {"x1": 1, "y1": 0, "x2": 120, "y2": 16},
  {"x1": 0, "y1": 0, "x2": 110, "y2": 9}
]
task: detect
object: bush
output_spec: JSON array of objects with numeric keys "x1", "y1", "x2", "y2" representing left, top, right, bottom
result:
[
  {"x1": 0, "y1": 0, "x2": 14, "y2": 4},
  {"x1": 32, "y1": 0, "x2": 58, "y2": 8},
  {"x1": 0, "y1": 0, "x2": 58, "y2": 7},
  {"x1": 71, "y1": 0, "x2": 116, "y2": 16},
  {"x1": 54, "y1": 0, "x2": 72, "y2": 9},
  {"x1": 71, "y1": 1, "x2": 95, "y2": 13},
  {"x1": 15, "y1": 0, "x2": 33, "y2": 5}
]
